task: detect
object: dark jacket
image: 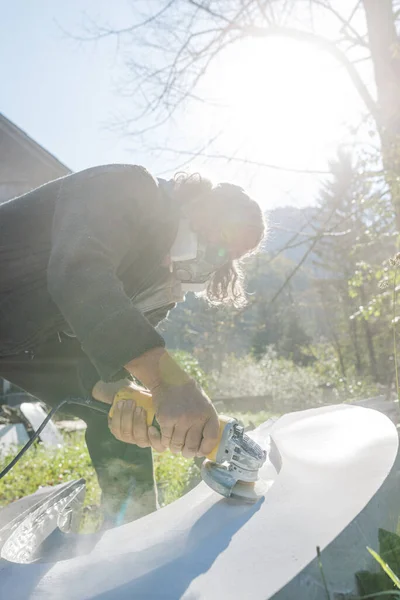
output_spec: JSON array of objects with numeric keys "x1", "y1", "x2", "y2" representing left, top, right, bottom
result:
[{"x1": 0, "y1": 164, "x2": 180, "y2": 387}]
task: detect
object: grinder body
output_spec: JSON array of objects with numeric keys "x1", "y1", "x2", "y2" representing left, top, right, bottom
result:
[{"x1": 109, "y1": 387, "x2": 267, "y2": 502}]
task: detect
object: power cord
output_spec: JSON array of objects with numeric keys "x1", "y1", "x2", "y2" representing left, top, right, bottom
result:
[{"x1": 0, "y1": 397, "x2": 109, "y2": 480}]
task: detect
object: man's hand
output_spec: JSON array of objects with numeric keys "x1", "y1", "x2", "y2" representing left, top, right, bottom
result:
[
  {"x1": 151, "y1": 379, "x2": 219, "y2": 458},
  {"x1": 125, "y1": 348, "x2": 220, "y2": 458},
  {"x1": 106, "y1": 396, "x2": 164, "y2": 450},
  {"x1": 92, "y1": 379, "x2": 161, "y2": 449}
]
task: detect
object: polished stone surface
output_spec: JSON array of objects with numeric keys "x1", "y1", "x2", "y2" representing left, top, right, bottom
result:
[{"x1": 0, "y1": 404, "x2": 398, "y2": 599}]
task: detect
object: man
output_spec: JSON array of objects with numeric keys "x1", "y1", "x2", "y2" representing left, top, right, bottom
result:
[{"x1": 0, "y1": 164, "x2": 266, "y2": 525}]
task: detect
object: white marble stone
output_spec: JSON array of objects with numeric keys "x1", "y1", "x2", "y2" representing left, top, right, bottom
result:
[
  {"x1": 0, "y1": 424, "x2": 29, "y2": 455},
  {"x1": 19, "y1": 402, "x2": 64, "y2": 447},
  {"x1": 0, "y1": 404, "x2": 398, "y2": 600}
]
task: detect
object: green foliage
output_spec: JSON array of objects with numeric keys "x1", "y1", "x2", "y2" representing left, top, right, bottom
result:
[
  {"x1": 209, "y1": 347, "x2": 379, "y2": 412},
  {"x1": 160, "y1": 150, "x2": 397, "y2": 396},
  {"x1": 171, "y1": 349, "x2": 209, "y2": 391},
  {"x1": 356, "y1": 530, "x2": 400, "y2": 599},
  {"x1": 251, "y1": 285, "x2": 315, "y2": 366},
  {"x1": 378, "y1": 530, "x2": 400, "y2": 584},
  {"x1": 310, "y1": 149, "x2": 396, "y2": 387},
  {"x1": 208, "y1": 349, "x2": 326, "y2": 411},
  {"x1": 161, "y1": 251, "x2": 316, "y2": 373},
  {"x1": 356, "y1": 570, "x2": 398, "y2": 598},
  {"x1": 367, "y1": 547, "x2": 400, "y2": 590},
  {"x1": 348, "y1": 261, "x2": 392, "y2": 320},
  {"x1": 310, "y1": 343, "x2": 379, "y2": 400}
]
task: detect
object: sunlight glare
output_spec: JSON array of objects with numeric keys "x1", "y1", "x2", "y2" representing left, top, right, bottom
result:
[{"x1": 193, "y1": 36, "x2": 362, "y2": 169}]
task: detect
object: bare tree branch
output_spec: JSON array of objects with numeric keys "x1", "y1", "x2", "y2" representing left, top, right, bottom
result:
[
  {"x1": 255, "y1": 0, "x2": 269, "y2": 22},
  {"x1": 274, "y1": 225, "x2": 352, "y2": 238},
  {"x1": 148, "y1": 146, "x2": 331, "y2": 174},
  {"x1": 187, "y1": 0, "x2": 234, "y2": 24},
  {"x1": 347, "y1": 1, "x2": 363, "y2": 25},
  {"x1": 266, "y1": 215, "x2": 338, "y2": 306},
  {"x1": 57, "y1": 1, "x2": 176, "y2": 42},
  {"x1": 265, "y1": 209, "x2": 350, "y2": 265},
  {"x1": 69, "y1": 0, "x2": 379, "y2": 141},
  {"x1": 153, "y1": 130, "x2": 225, "y2": 175},
  {"x1": 264, "y1": 190, "x2": 382, "y2": 303},
  {"x1": 304, "y1": 0, "x2": 368, "y2": 48}
]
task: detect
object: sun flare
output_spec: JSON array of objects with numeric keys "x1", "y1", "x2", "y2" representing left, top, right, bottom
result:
[{"x1": 191, "y1": 36, "x2": 362, "y2": 171}]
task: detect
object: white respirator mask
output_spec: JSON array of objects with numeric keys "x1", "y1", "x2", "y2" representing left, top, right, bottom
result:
[{"x1": 170, "y1": 219, "x2": 229, "y2": 293}]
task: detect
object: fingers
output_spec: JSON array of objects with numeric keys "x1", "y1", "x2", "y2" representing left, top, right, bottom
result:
[
  {"x1": 109, "y1": 400, "x2": 152, "y2": 449},
  {"x1": 159, "y1": 424, "x2": 174, "y2": 451},
  {"x1": 199, "y1": 416, "x2": 220, "y2": 457},
  {"x1": 132, "y1": 407, "x2": 150, "y2": 448},
  {"x1": 160, "y1": 418, "x2": 217, "y2": 458},
  {"x1": 150, "y1": 381, "x2": 221, "y2": 457},
  {"x1": 109, "y1": 399, "x2": 134, "y2": 442},
  {"x1": 121, "y1": 399, "x2": 135, "y2": 437},
  {"x1": 148, "y1": 426, "x2": 164, "y2": 453},
  {"x1": 170, "y1": 424, "x2": 187, "y2": 455},
  {"x1": 182, "y1": 424, "x2": 203, "y2": 458}
]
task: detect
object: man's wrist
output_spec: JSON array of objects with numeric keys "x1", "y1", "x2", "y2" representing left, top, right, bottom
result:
[
  {"x1": 92, "y1": 378, "x2": 133, "y2": 404},
  {"x1": 124, "y1": 347, "x2": 190, "y2": 391}
]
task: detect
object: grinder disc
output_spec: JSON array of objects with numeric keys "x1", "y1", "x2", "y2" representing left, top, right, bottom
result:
[{"x1": 230, "y1": 478, "x2": 273, "y2": 503}]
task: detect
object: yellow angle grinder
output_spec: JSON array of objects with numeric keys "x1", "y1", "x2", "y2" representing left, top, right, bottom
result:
[
  {"x1": 0, "y1": 389, "x2": 270, "y2": 503},
  {"x1": 110, "y1": 387, "x2": 269, "y2": 503}
]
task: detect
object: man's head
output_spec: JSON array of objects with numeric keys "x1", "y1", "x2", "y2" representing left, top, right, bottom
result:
[{"x1": 171, "y1": 173, "x2": 266, "y2": 307}]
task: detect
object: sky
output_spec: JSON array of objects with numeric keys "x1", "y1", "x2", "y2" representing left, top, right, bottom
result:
[{"x1": 1, "y1": 0, "x2": 369, "y2": 210}]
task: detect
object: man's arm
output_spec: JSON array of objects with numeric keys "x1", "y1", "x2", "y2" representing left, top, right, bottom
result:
[
  {"x1": 47, "y1": 165, "x2": 165, "y2": 383},
  {"x1": 48, "y1": 164, "x2": 219, "y2": 457},
  {"x1": 93, "y1": 348, "x2": 220, "y2": 458},
  {"x1": 124, "y1": 348, "x2": 220, "y2": 457}
]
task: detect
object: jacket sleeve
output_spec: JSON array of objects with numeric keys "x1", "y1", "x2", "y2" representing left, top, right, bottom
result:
[{"x1": 47, "y1": 164, "x2": 165, "y2": 383}]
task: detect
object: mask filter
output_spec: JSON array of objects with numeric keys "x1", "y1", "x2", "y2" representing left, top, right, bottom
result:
[
  {"x1": 170, "y1": 219, "x2": 198, "y2": 262},
  {"x1": 170, "y1": 219, "x2": 229, "y2": 290}
]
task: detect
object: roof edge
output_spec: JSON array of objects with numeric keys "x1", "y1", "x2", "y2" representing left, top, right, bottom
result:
[{"x1": 0, "y1": 113, "x2": 72, "y2": 175}]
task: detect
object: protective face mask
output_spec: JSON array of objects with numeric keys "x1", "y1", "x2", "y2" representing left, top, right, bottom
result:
[{"x1": 171, "y1": 219, "x2": 229, "y2": 290}]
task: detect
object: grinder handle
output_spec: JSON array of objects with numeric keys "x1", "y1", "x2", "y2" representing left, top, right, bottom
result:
[
  {"x1": 205, "y1": 415, "x2": 232, "y2": 461},
  {"x1": 110, "y1": 387, "x2": 155, "y2": 426},
  {"x1": 109, "y1": 386, "x2": 229, "y2": 458}
]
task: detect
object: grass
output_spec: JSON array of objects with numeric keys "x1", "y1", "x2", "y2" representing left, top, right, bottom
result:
[
  {"x1": 0, "y1": 432, "x2": 101, "y2": 509},
  {"x1": 0, "y1": 431, "x2": 199, "y2": 509},
  {"x1": 0, "y1": 431, "x2": 201, "y2": 532}
]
